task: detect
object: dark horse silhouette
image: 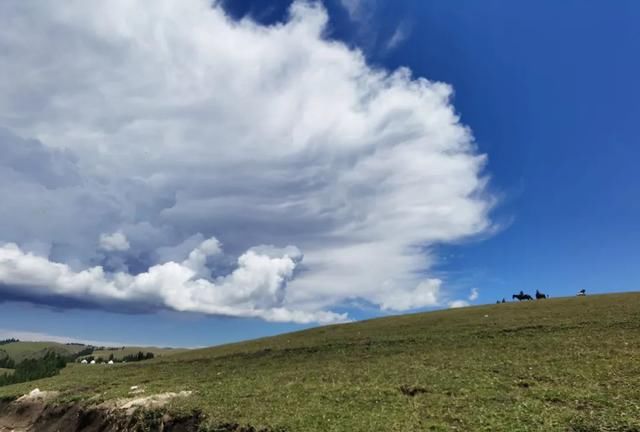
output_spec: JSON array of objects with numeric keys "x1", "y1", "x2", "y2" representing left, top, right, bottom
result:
[
  {"x1": 512, "y1": 292, "x2": 533, "y2": 301},
  {"x1": 535, "y1": 290, "x2": 548, "y2": 299}
]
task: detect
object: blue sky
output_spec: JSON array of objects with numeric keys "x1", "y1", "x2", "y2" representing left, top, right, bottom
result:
[{"x1": 0, "y1": 0, "x2": 638, "y2": 347}]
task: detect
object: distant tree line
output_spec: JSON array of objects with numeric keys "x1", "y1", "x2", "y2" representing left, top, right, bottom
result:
[
  {"x1": 81, "y1": 351, "x2": 154, "y2": 364},
  {"x1": 122, "y1": 351, "x2": 155, "y2": 362},
  {"x1": 0, "y1": 347, "x2": 157, "y2": 387},
  {"x1": 0, "y1": 345, "x2": 97, "y2": 387},
  {"x1": 0, "y1": 352, "x2": 67, "y2": 387},
  {"x1": 90, "y1": 346, "x2": 125, "y2": 351},
  {"x1": 76, "y1": 346, "x2": 95, "y2": 357},
  {"x1": 0, "y1": 338, "x2": 19, "y2": 345}
]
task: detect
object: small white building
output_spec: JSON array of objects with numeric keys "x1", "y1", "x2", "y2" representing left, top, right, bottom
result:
[{"x1": 108, "y1": 360, "x2": 114, "y2": 365}]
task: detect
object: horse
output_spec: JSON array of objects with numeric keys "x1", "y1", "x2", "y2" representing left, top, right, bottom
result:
[
  {"x1": 512, "y1": 293, "x2": 533, "y2": 301},
  {"x1": 535, "y1": 290, "x2": 547, "y2": 299}
]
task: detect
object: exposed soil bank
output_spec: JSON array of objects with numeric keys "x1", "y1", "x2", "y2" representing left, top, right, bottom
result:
[{"x1": 0, "y1": 399, "x2": 203, "y2": 432}]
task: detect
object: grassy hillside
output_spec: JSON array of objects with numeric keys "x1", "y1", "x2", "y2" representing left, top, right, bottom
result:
[
  {"x1": 2, "y1": 293, "x2": 640, "y2": 431},
  {"x1": 0, "y1": 342, "x2": 185, "y2": 364},
  {"x1": 0, "y1": 368, "x2": 13, "y2": 376},
  {"x1": 0, "y1": 341, "x2": 86, "y2": 363},
  {"x1": 81, "y1": 346, "x2": 187, "y2": 361}
]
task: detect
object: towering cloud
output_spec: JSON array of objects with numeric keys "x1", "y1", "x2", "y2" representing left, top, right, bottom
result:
[{"x1": 0, "y1": 1, "x2": 492, "y2": 323}]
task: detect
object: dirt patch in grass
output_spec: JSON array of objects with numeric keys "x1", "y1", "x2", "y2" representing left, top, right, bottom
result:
[
  {"x1": 16, "y1": 388, "x2": 59, "y2": 403},
  {"x1": 102, "y1": 390, "x2": 193, "y2": 414},
  {"x1": 399, "y1": 385, "x2": 429, "y2": 397},
  {"x1": 0, "y1": 391, "x2": 285, "y2": 432},
  {"x1": 0, "y1": 398, "x2": 206, "y2": 432}
]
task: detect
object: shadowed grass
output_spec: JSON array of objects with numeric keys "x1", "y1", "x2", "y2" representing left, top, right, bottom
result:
[{"x1": 2, "y1": 293, "x2": 640, "y2": 431}]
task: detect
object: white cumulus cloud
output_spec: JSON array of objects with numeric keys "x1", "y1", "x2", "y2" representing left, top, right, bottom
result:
[
  {"x1": 99, "y1": 232, "x2": 130, "y2": 252},
  {"x1": 0, "y1": 1, "x2": 493, "y2": 322},
  {"x1": 469, "y1": 287, "x2": 480, "y2": 301},
  {"x1": 448, "y1": 300, "x2": 470, "y2": 309},
  {"x1": 0, "y1": 240, "x2": 344, "y2": 324}
]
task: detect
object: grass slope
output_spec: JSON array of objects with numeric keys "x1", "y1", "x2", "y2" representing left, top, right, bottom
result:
[
  {"x1": 82, "y1": 347, "x2": 187, "y2": 361},
  {"x1": 0, "y1": 368, "x2": 13, "y2": 376},
  {"x1": 0, "y1": 342, "x2": 86, "y2": 363},
  {"x1": 2, "y1": 293, "x2": 640, "y2": 431}
]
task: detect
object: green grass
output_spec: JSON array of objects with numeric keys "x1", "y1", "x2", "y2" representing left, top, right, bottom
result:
[
  {"x1": 2, "y1": 293, "x2": 640, "y2": 431},
  {"x1": 0, "y1": 368, "x2": 13, "y2": 376},
  {"x1": 0, "y1": 341, "x2": 86, "y2": 363},
  {"x1": 81, "y1": 346, "x2": 188, "y2": 361}
]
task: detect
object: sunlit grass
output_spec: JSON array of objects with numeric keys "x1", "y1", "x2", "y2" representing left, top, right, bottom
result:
[{"x1": 2, "y1": 293, "x2": 640, "y2": 431}]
